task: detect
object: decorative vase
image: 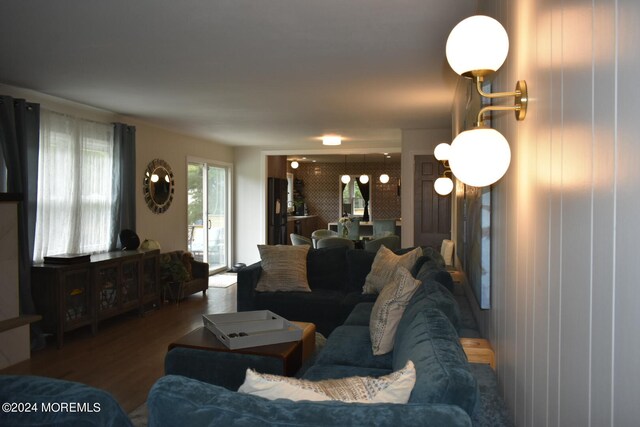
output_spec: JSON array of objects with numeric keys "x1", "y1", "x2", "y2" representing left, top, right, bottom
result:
[{"x1": 342, "y1": 225, "x2": 349, "y2": 238}]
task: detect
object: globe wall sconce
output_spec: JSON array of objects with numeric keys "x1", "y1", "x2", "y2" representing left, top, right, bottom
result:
[
  {"x1": 379, "y1": 153, "x2": 390, "y2": 183},
  {"x1": 445, "y1": 15, "x2": 528, "y2": 187},
  {"x1": 290, "y1": 160, "x2": 299, "y2": 169},
  {"x1": 433, "y1": 143, "x2": 454, "y2": 196}
]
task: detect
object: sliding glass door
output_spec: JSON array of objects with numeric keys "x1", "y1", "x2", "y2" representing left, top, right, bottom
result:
[{"x1": 187, "y1": 159, "x2": 231, "y2": 274}]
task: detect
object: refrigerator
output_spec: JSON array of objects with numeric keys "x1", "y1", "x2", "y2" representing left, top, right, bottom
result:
[{"x1": 267, "y1": 177, "x2": 288, "y2": 245}]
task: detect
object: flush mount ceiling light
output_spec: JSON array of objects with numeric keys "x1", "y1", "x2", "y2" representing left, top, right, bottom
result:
[
  {"x1": 445, "y1": 15, "x2": 528, "y2": 187},
  {"x1": 290, "y1": 160, "x2": 299, "y2": 169},
  {"x1": 322, "y1": 135, "x2": 342, "y2": 146}
]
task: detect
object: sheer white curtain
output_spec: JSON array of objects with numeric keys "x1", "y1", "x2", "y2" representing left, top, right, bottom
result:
[{"x1": 33, "y1": 110, "x2": 115, "y2": 262}]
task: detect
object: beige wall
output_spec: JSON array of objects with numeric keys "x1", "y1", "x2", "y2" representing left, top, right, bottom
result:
[
  {"x1": 0, "y1": 84, "x2": 234, "y2": 256},
  {"x1": 475, "y1": 0, "x2": 640, "y2": 425}
]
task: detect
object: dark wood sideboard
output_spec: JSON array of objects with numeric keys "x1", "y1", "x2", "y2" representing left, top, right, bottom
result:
[{"x1": 32, "y1": 249, "x2": 160, "y2": 348}]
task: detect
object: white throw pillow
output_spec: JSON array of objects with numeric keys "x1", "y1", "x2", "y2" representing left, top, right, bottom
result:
[
  {"x1": 238, "y1": 360, "x2": 416, "y2": 404},
  {"x1": 362, "y1": 246, "x2": 421, "y2": 294},
  {"x1": 255, "y1": 244, "x2": 311, "y2": 292},
  {"x1": 370, "y1": 266, "x2": 421, "y2": 355}
]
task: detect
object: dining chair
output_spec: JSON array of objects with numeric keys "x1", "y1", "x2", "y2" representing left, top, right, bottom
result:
[
  {"x1": 311, "y1": 229, "x2": 338, "y2": 248},
  {"x1": 316, "y1": 236, "x2": 355, "y2": 250},
  {"x1": 372, "y1": 219, "x2": 396, "y2": 238},
  {"x1": 290, "y1": 233, "x2": 312, "y2": 246},
  {"x1": 364, "y1": 235, "x2": 401, "y2": 253}
]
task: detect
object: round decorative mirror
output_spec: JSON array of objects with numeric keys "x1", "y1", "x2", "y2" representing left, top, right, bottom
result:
[{"x1": 143, "y1": 159, "x2": 175, "y2": 214}]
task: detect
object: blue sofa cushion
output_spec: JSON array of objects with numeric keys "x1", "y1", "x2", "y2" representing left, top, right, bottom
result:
[
  {"x1": 0, "y1": 375, "x2": 132, "y2": 427},
  {"x1": 307, "y1": 246, "x2": 349, "y2": 291},
  {"x1": 345, "y1": 249, "x2": 377, "y2": 292},
  {"x1": 401, "y1": 279, "x2": 461, "y2": 331},
  {"x1": 393, "y1": 308, "x2": 479, "y2": 415},
  {"x1": 148, "y1": 375, "x2": 473, "y2": 427},
  {"x1": 343, "y1": 302, "x2": 375, "y2": 326},
  {"x1": 315, "y1": 325, "x2": 393, "y2": 370},
  {"x1": 302, "y1": 363, "x2": 391, "y2": 381}
]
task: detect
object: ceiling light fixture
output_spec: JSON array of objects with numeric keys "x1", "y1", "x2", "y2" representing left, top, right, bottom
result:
[
  {"x1": 445, "y1": 15, "x2": 528, "y2": 187},
  {"x1": 379, "y1": 154, "x2": 389, "y2": 184},
  {"x1": 322, "y1": 135, "x2": 342, "y2": 146},
  {"x1": 290, "y1": 160, "x2": 299, "y2": 169},
  {"x1": 341, "y1": 155, "x2": 351, "y2": 184},
  {"x1": 359, "y1": 154, "x2": 369, "y2": 184}
]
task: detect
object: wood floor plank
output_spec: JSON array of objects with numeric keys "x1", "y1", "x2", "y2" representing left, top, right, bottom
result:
[{"x1": 0, "y1": 285, "x2": 236, "y2": 413}]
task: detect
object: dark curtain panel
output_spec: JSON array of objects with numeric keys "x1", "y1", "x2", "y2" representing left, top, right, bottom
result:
[
  {"x1": 0, "y1": 95, "x2": 44, "y2": 349},
  {"x1": 340, "y1": 181, "x2": 347, "y2": 216},
  {"x1": 110, "y1": 123, "x2": 136, "y2": 250},
  {"x1": 358, "y1": 177, "x2": 370, "y2": 221}
]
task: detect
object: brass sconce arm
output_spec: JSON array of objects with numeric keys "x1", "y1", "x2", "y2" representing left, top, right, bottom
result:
[{"x1": 475, "y1": 76, "x2": 528, "y2": 123}]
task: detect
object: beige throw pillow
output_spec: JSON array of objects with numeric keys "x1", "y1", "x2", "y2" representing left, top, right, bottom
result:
[
  {"x1": 255, "y1": 245, "x2": 311, "y2": 292},
  {"x1": 370, "y1": 266, "x2": 421, "y2": 355},
  {"x1": 362, "y1": 246, "x2": 421, "y2": 294},
  {"x1": 238, "y1": 360, "x2": 416, "y2": 404}
]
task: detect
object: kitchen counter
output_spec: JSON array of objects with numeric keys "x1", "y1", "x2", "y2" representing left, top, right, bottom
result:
[{"x1": 287, "y1": 215, "x2": 317, "y2": 222}]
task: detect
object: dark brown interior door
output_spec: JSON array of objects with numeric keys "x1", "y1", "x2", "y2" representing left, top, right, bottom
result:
[{"x1": 413, "y1": 155, "x2": 451, "y2": 248}]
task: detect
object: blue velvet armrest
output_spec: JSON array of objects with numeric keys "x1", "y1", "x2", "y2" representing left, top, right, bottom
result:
[
  {"x1": 0, "y1": 375, "x2": 132, "y2": 427},
  {"x1": 237, "y1": 261, "x2": 262, "y2": 311},
  {"x1": 148, "y1": 375, "x2": 472, "y2": 427}
]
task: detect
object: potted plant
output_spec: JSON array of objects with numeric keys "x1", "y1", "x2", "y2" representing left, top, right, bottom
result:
[{"x1": 160, "y1": 255, "x2": 190, "y2": 302}]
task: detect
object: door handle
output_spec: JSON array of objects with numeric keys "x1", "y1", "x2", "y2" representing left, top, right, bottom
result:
[{"x1": 208, "y1": 219, "x2": 212, "y2": 230}]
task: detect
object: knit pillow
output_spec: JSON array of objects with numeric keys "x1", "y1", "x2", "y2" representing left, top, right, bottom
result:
[
  {"x1": 238, "y1": 360, "x2": 415, "y2": 404},
  {"x1": 362, "y1": 246, "x2": 421, "y2": 294},
  {"x1": 255, "y1": 245, "x2": 311, "y2": 292},
  {"x1": 370, "y1": 266, "x2": 421, "y2": 355}
]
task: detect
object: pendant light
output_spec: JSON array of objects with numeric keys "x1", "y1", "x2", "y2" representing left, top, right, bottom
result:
[
  {"x1": 341, "y1": 155, "x2": 351, "y2": 184},
  {"x1": 379, "y1": 154, "x2": 390, "y2": 184},
  {"x1": 359, "y1": 154, "x2": 369, "y2": 184}
]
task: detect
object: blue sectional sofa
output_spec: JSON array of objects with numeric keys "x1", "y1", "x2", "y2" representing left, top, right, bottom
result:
[
  {"x1": 237, "y1": 246, "x2": 452, "y2": 336},
  {"x1": 0, "y1": 375, "x2": 133, "y2": 427},
  {"x1": 149, "y1": 252, "x2": 512, "y2": 426}
]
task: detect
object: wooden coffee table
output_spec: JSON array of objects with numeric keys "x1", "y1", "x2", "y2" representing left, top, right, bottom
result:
[{"x1": 168, "y1": 321, "x2": 316, "y2": 377}]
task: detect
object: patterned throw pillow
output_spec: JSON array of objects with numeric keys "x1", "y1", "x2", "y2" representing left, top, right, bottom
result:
[
  {"x1": 255, "y1": 245, "x2": 311, "y2": 292},
  {"x1": 238, "y1": 360, "x2": 416, "y2": 404},
  {"x1": 370, "y1": 266, "x2": 421, "y2": 355},
  {"x1": 362, "y1": 246, "x2": 421, "y2": 294}
]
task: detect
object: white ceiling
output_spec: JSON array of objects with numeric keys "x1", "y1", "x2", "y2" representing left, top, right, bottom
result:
[{"x1": 0, "y1": 1, "x2": 476, "y2": 149}]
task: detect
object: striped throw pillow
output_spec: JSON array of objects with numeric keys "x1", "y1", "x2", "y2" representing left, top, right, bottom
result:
[{"x1": 256, "y1": 245, "x2": 311, "y2": 292}]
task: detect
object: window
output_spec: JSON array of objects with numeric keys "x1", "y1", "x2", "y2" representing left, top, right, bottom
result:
[
  {"x1": 33, "y1": 110, "x2": 115, "y2": 262},
  {"x1": 187, "y1": 159, "x2": 232, "y2": 273},
  {"x1": 341, "y1": 176, "x2": 368, "y2": 217}
]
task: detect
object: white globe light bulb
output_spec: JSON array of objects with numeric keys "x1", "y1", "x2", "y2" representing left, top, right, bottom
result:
[
  {"x1": 448, "y1": 128, "x2": 511, "y2": 187},
  {"x1": 446, "y1": 15, "x2": 509, "y2": 76},
  {"x1": 291, "y1": 161, "x2": 299, "y2": 169},
  {"x1": 359, "y1": 174, "x2": 369, "y2": 184},
  {"x1": 434, "y1": 143, "x2": 451, "y2": 161},
  {"x1": 434, "y1": 177, "x2": 454, "y2": 195},
  {"x1": 379, "y1": 173, "x2": 390, "y2": 184},
  {"x1": 341, "y1": 174, "x2": 351, "y2": 184}
]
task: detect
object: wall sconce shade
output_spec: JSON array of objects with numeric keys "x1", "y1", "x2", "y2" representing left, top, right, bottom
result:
[
  {"x1": 446, "y1": 15, "x2": 509, "y2": 77},
  {"x1": 379, "y1": 173, "x2": 390, "y2": 184},
  {"x1": 359, "y1": 174, "x2": 369, "y2": 184},
  {"x1": 434, "y1": 143, "x2": 451, "y2": 161},
  {"x1": 341, "y1": 174, "x2": 351, "y2": 184},
  {"x1": 449, "y1": 127, "x2": 511, "y2": 187},
  {"x1": 434, "y1": 176, "x2": 454, "y2": 195},
  {"x1": 290, "y1": 160, "x2": 299, "y2": 169}
]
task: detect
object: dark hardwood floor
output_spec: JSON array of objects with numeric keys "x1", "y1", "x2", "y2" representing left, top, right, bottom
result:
[{"x1": 0, "y1": 284, "x2": 237, "y2": 413}]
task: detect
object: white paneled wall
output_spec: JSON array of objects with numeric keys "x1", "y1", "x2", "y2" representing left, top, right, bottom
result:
[{"x1": 475, "y1": 0, "x2": 640, "y2": 425}]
